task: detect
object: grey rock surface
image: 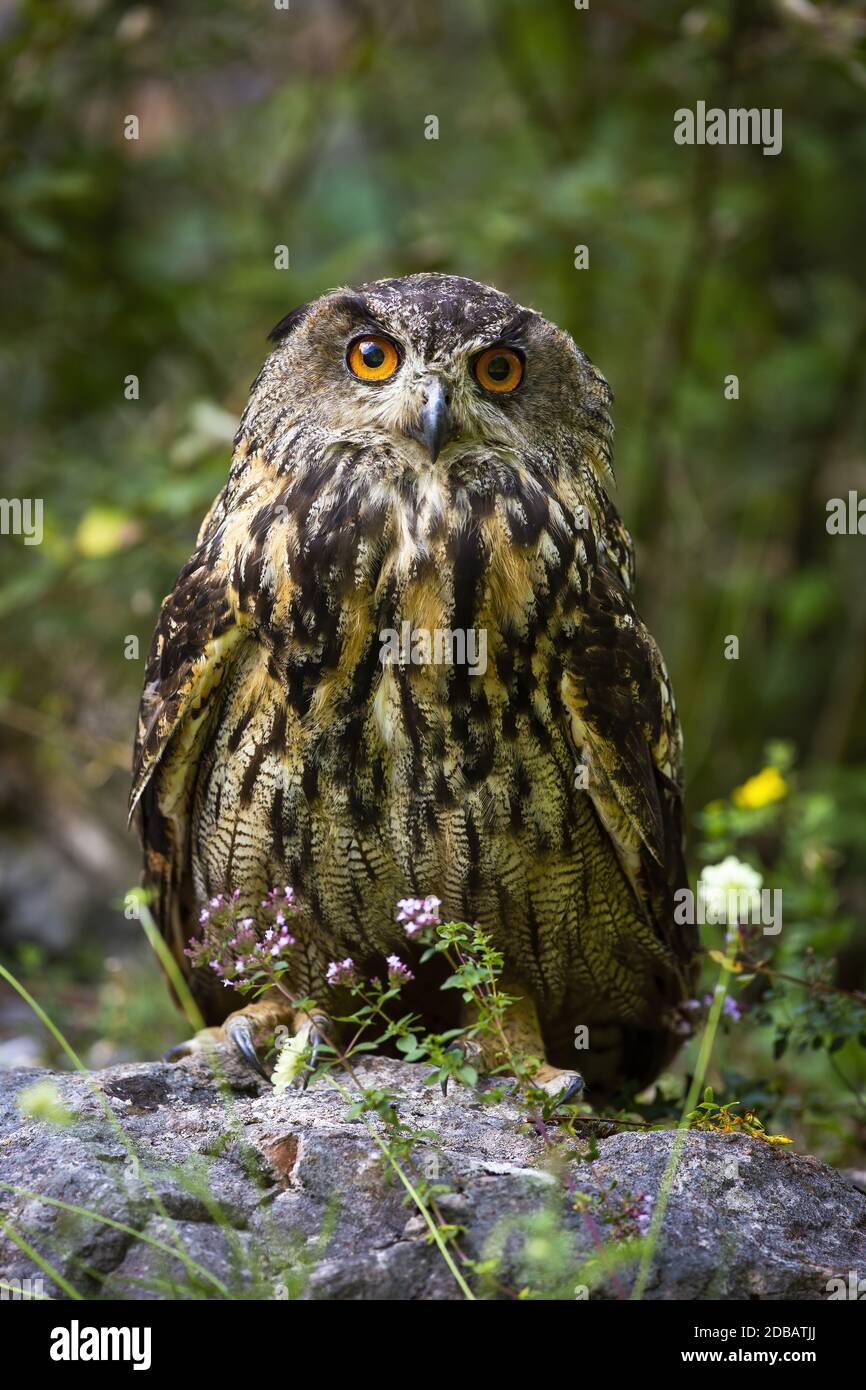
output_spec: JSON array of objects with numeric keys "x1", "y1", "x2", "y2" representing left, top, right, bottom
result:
[{"x1": 0, "y1": 1053, "x2": 863, "y2": 1300}]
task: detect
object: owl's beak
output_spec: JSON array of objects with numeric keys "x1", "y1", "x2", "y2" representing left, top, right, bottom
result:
[{"x1": 407, "y1": 379, "x2": 454, "y2": 463}]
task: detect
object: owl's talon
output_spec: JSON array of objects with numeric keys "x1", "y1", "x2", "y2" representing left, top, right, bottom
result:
[
  {"x1": 225, "y1": 1014, "x2": 270, "y2": 1080},
  {"x1": 163, "y1": 1028, "x2": 223, "y2": 1064},
  {"x1": 164, "y1": 1019, "x2": 269, "y2": 1080},
  {"x1": 555, "y1": 1074, "x2": 585, "y2": 1109},
  {"x1": 538, "y1": 1069, "x2": 585, "y2": 1111}
]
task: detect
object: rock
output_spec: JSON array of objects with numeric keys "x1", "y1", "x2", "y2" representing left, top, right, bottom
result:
[
  {"x1": 0, "y1": 1037, "x2": 43, "y2": 1069},
  {"x1": 0, "y1": 1053, "x2": 863, "y2": 1301}
]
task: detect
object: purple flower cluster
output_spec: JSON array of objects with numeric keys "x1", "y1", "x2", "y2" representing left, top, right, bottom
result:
[
  {"x1": 188, "y1": 891, "x2": 429, "y2": 999},
  {"x1": 627, "y1": 1192, "x2": 653, "y2": 1238},
  {"x1": 321, "y1": 895, "x2": 432, "y2": 996},
  {"x1": 323, "y1": 953, "x2": 414, "y2": 991},
  {"x1": 685, "y1": 993, "x2": 743, "y2": 1023},
  {"x1": 326, "y1": 958, "x2": 357, "y2": 987},
  {"x1": 385, "y1": 955, "x2": 414, "y2": 986},
  {"x1": 594, "y1": 1185, "x2": 653, "y2": 1241},
  {"x1": 198, "y1": 888, "x2": 242, "y2": 925},
  {"x1": 186, "y1": 885, "x2": 298, "y2": 990},
  {"x1": 396, "y1": 895, "x2": 442, "y2": 936}
]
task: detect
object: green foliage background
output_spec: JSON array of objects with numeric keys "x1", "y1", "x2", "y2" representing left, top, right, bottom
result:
[{"x1": 0, "y1": 0, "x2": 864, "y2": 1159}]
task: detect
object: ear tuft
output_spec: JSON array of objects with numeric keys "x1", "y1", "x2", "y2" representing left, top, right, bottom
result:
[{"x1": 268, "y1": 302, "x2": 312, "y2": 343}]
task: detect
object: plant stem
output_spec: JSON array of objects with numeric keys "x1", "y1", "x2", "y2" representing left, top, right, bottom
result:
[
  {"x1": 630, "y1": 963, "x2": 730, "y2": 1301},
  {"x1": 0, "y1": 1215, "x2": 83, "y2": 1300},
  {"x1": 322, "y1": 1072, "x2": 475, "y2": 1300}
]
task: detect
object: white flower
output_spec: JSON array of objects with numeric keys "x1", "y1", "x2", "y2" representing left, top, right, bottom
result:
[
  {"x1": 698, "y1": 855, "x2": 763, "y2": 923},
  {"x1": 272, "y1": 1023, "x2": 314, "y2": 1093}
]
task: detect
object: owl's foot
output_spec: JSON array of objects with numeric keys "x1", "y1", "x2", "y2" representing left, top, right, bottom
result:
[
  {"x1": 532, "y1": 1064, "x2": 585, "y2": 1109},
  {"x1": 163, "y1": 997, "x2": 305, "y2": 1083},
  {"x1": 163, "y1": 1017, "x2": 267, "y2": 1080},
  {"x1": 435, "y1": 1040, "x2": 583, "y2": 1111},
  {"x1": 457, "y1": 988, "x2": 585, "y2": 1112}
]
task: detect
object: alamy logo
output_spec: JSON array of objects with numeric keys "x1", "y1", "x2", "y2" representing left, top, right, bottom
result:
[
  {"x1": 0, "y1": 497, "x2": 43, "y2": 545},
  {"x1": 379, "y1": 622, "x2": 487, "y2": 676},
  {"x1": 49, "y1": 1320, "x2": 152, "y2": 1370},
  {"x1": 826, "y1": 491, "x2": 866, "y2": 534},
  {"x1": 826, "y1": 1271, "x2": 866, "y2": 1299},
  {"x1": 674, "y1": 882, "x2": 782, "y2": 934},
  {"x1": 674, "y1": 102, "x2": 782, "y2": 157},
  {"x1": 1, "y1": 1276, "x2": 44, "y2": 1299}
]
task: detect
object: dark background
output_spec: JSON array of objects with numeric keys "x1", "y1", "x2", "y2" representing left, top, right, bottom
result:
[{"x1": 1, "y1": 0, "x2": 864, "y2": 1159}]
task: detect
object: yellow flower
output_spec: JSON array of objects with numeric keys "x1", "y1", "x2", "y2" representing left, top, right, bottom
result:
[
  {"x1": 75, "y1": 506, "x2": 142, "y2": 558},
  {"x1": 732, "y1": 766, "x2": 788, "y2": 810}
]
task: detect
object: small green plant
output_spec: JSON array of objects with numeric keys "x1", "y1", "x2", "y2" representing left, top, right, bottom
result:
[
  {"x1": 685, "y1": 1086, "x2": 791, "y2": 1145},
  {"x1": 693, "y1": 743, "x2": 866, "y2": 1160}
]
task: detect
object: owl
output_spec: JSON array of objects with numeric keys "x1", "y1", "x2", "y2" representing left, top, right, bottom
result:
[{"x1": 130, "y1": 273, "x2": 696, "y2": 1104}]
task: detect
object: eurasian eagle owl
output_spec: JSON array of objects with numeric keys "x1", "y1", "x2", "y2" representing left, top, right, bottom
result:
[{"x1": 131, "y1": 273, "x2": 696, "y2": 1103}]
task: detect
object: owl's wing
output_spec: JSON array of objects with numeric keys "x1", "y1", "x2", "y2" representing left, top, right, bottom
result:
[
  {"x1": 129, "y1": 531, "x2": 249, "y2": 984},
  {"x1": 130, "y1": 556, "x2": 245, "y2": 816},
  {"x1": 562, "y1": 557, "x2": 694, "y2": 983},
  {"x1": 598, "y1": 490, "x2": 636, "y2": 593}
]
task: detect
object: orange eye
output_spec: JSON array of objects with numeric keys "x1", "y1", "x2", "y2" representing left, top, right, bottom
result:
[
  {"x1": 474, "y1": 346, "x2": 524, "y2": 394},
  {"x1": 347, "y1": 335, "x2": 400, "y2": 382}
]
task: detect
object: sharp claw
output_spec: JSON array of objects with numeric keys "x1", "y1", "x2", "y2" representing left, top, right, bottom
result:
[
  {"x1": 225, "y1": 1017, "x2": 269, "y2": 1081},
  {"x1": 163, "y1": 1042, "x2": 192, "y2": 1063},
  {"x1": 553, "y1": 1075, "x2": 585, "y2": 1111}
]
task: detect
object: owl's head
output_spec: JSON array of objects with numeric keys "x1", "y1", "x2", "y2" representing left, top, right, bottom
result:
[{"x1": 249, "y1": 274, "x2": 613, "y2": 481}]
